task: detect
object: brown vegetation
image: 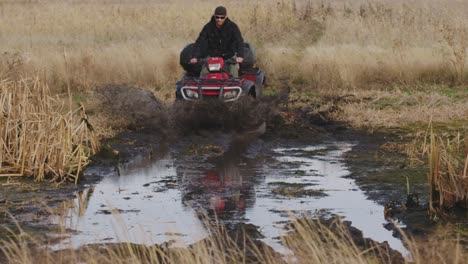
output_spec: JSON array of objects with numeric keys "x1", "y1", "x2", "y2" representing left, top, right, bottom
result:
[
  {"x1": 330, "y1": 88, "x2": 468, "y2": 129},
  {"x1": 0, "y1": 0, "x2": 466, "y2": 95},
  {"x1": 0, "y1": 78, "x2": 98, "y2": 182},
  {"x1": 403, "y1": 126, "x2": 468, "y2": 214},
  {"x1": 427, "y1": 131, "x2": 468, "y2": 213},
  {"x1": 1, "y1": 215, "x2": 467, "y2": 264}
]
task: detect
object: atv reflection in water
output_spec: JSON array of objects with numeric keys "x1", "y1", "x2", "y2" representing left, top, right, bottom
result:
[
  {"x1": 177, "y1": 138, "x2": 259, "y2": 228},
  {"x1": 181, "y1": 166, "x2": 253, "y2": 222},
  {"x1": 54, "y1": 136, "x2": 408, "y2": 256}
]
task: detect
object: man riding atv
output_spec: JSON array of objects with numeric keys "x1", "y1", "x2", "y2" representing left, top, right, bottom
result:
[
  {"x1": 190, "y1": 6, "x2": 244, "y2": 78},
  {"x1": 176, "y1": 6, "x2": 264, "y2": 101}
]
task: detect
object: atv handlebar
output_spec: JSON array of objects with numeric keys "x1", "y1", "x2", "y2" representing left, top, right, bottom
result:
[{"x1": 189, "y1": 57, "x2": 239, "y2": 65}]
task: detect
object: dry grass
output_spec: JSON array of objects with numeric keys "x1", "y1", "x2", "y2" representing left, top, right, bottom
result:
[
  {"x1": 0, "y1": 77, "x2": 98, "y2": 182},
  {"x1": 0, "y1": 217, "x2": 390, "y2": 264},
  {"x1": 0, "y1": 0, "x2": 466, "y2": 97},
  {"x1": 1, "y1": 215, "x2": 467, "y2": 264},
  {"x1": 402, "y1": 225, "x2": 467, "y2": 264},
  {"x1": 282, "y1": 218, "x2": 384, "y2": 263},
  {"x1": 330, "y1": 88, "x2": 468, "y2": 129},
  {"x1": 405, "y1": 126, "x2": 468, "y2": 213},
  {"x1": 426, "y1": 130, "x2": 468, "y2": 213}
]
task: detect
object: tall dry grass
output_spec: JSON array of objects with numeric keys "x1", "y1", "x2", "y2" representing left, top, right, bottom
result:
[
  {"x1": 0, "y1": 77, "x2": 98, "y2": 182},
  {"x1": 0, "y1": 217, "x2": 392, "y2": 264},
  {"x1": 0, "y1": 0, "x2": 467, "y2": 97},
  {"x1": 1, "y1": 215, "x2": 467, "y2": 264},
  {"x1": 282, "y1": 218, "x2": 389, "y2": 263},
  {"x1": 426, "y1": 130, "x2": 468, "y2": 213}
]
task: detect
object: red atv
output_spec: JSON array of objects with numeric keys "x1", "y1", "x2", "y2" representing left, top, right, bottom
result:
[{"x1": 176, "y1": 43, "x2": 265, "y2": 102}]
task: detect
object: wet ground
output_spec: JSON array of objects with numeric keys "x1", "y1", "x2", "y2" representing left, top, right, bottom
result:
[
  {"x1": 39, "y1": 126, "x2": 416, "y2": 258},
  {"x1": 0, "y1": 90, "x2": 439, "y2": 261}
]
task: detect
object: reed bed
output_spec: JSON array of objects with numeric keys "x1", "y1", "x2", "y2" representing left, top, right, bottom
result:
[
  {"x1": 426, "y1": 130, "x2": 468, "y2": 213},
  {"x1": 0, "y1": 77, "x2": 98, "y2": 182},
  {"x1": 0, "y1": 0, "x2": 466, "y2": 96}
]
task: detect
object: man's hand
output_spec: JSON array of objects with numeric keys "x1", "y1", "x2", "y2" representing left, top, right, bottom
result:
[
  {"x1": 235, "y1": 57, "x2": 244, "y2": 63},
  {"x1": 189, "y1": 58, "x2": 198, "y2": 64}
]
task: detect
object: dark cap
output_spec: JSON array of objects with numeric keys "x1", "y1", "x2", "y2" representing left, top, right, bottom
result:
[{"x1": 214, "y1": 6, "x2": 227, "y2": 16}]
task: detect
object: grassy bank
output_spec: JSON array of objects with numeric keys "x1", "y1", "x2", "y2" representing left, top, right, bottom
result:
[{"x1": 0, "y1": 0, "x2": 466, "y2": 97}]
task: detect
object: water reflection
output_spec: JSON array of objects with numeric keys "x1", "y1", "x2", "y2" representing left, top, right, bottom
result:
[
  {"x1": 55, "y1": 155, "x2": 206, "y2": 248},
  {"x1": 247, "y1": 143, "x2": 408, "y2": 254},
  {"x1": 54, "y1": 138, "x2": 408, "y2": 256},
  {"x1": 178, "y1": 137, "x2": 259, "y2": 228}
]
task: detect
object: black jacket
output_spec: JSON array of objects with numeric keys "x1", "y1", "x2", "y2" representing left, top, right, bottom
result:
[{"x1": 193, "y1": 16, "x2": 244, "y2": 59}]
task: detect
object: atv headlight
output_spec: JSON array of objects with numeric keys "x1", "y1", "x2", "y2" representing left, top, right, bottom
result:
[
  {"x1": 208, "y1": 63, "x2": 222, "y2": 71},
  {"x1": 224, "y1": 90, "x2": 238, "y2": 99},
  {"x1": 185, "y1": 89, "x2": 199, "y2": 99}
]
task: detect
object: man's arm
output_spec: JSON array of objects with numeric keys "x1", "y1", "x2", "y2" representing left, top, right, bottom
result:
[
  {"x1": 232, "y1": 24, "x2": 244, "y2": 59},
  {"x1": 193, "y1": 24, "x2": 210, "y2": 59}
]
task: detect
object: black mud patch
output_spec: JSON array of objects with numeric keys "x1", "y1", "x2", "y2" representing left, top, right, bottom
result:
[
  {"x1": 96, "y1": 209, "x2": 141, "y2": 215},
  {"x1": 0, "y1": 175, "x2": 100, "y2": 242},
  {"x1": 267, "y1": 182, "x2": 318, "y2": 188},
  {"x1": 271, "y1": 187, "x2": 327, "y2": 198},
  {"x1": 91, "y1": 84, "x2": 167, "y2": 131}
]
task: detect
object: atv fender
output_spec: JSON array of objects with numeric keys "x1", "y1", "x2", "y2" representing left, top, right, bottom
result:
[
  {"x1": 254, "y1": 70, "x2": 266, "y2": 97},
  {"x1": 175, "y1": 80, "x2": 184, "y2": 100},
  {"x1": 241, "y1": 79, "x2": 255, "y2": 97}
]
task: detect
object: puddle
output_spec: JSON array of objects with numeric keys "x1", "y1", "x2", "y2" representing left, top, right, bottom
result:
[
  {"x1": 247, "y1": 143, "x2": 407, "y2": 254},
  {"x1": 55, "y1": 157, "x2": 206, "y2": 248},
  {"x1": 54, "y1": 140, "x2": 408, "y2": 256}
]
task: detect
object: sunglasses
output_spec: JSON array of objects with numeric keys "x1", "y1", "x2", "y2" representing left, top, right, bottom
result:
[{"x1": 214, "y1": 15, "x2": 226, "y2": 20}]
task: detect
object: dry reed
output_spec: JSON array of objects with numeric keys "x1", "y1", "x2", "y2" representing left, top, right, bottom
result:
[
  {"x1": 0, "y1": 77, "x2": 98, "y2": 183},
  {"x1": 427, "y1": 130, "x2": 468, "y2": 213}
]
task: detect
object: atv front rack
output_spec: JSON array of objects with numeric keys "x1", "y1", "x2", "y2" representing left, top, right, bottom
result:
[{"x1": 180, "y1": 77, "x2": 243, "y2": 102}]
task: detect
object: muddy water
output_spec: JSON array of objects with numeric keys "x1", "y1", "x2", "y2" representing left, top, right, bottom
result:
[{"x1": 55, "y1": 137, "x2": 407, "y2": 255}]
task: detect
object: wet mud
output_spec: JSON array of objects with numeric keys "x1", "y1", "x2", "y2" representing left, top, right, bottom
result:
[
  {"x1": 0, "y1": 85, "x2": 453, "y2": 261},
  {"x1": 45, "y1": 128, "x2": 408, "y2": 259},
  {"x1": 338, "y1": 130, "x2": 435, "y2": 237}
]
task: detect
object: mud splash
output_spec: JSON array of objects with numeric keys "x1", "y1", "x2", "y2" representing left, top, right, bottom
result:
[{"x1": 54, "y1": 137, "x2": 407, "y2": 256}]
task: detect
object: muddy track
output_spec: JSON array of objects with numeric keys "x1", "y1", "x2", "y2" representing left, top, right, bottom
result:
[{"x1": 0, "y1": 85, "x2": 437, "y2": 262}]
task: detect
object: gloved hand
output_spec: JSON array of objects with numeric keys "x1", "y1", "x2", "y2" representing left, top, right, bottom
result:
[
  {"x1": 235, "y1": 57, "x2": 244, "y2": 63},
  {"x1": 189, "y1": 58, "x2": 198, "y2": 64}
]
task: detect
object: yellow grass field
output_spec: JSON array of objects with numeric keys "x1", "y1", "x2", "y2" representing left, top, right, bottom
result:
[{"x1": 0, "y1": 0, "x2": 467, "y2": 98}]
